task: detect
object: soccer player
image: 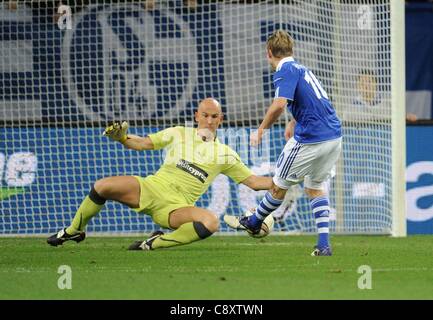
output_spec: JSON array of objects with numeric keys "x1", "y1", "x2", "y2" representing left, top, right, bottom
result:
[
  {"x1": 225, "y1": 30, "x2": 342, "y2": 256},
  {"x1": 47, "y1": 98, "x2": 273, "y2": 250}
]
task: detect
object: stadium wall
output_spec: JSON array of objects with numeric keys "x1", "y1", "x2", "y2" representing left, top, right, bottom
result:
[{"x1": 406, "y1": 2, "x2": 433, "y2": 120}]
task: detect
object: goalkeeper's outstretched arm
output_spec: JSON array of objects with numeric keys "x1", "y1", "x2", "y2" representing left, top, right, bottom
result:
[
  {"x1": 121, "y1": 134, "x2": 154, "y2": 151},
  {"x1": 103, "y1": 121, "x2": 154, "y2": 151},
  {"x1": 241, "y1": 175, "x2": 273, "y2": 191}
]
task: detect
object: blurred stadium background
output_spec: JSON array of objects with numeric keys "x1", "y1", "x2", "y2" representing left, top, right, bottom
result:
[
  {"x1": 1, "y1": 0, "x2": 433, "y2": 301},
  {"x1": 0, "y1": 0, "x2": 431, "y2": 237}
]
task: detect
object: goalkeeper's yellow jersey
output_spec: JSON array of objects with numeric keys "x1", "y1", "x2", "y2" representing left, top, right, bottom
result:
[{"x1": 147, "y1": 126, "x2": 252, "y2": 204}]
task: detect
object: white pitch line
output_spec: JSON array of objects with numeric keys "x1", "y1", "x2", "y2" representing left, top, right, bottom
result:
[{"x1": 2, "y1": 266, "x2": 433, "y2": 274}]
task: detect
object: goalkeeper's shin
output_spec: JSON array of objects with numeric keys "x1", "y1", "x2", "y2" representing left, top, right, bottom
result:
[
  {"x1": 128, "y1": 222, "x2": 214, "y2": 251},
  {"x1": 47, "y1": 186, "x2": 105, "y2": 247}
]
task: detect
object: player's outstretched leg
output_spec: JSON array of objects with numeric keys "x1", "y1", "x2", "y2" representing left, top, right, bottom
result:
[
  {"x1": 128, "y1": 207, "x2": 219, "y2": 251},
  {"x1": 224, "y1": 212, "x2": 260, "y2": 233},
  {"x1": 306, "y1": 188, "x2": 332, "y2": 256},
  {"x1": 225, "y1": 185, "x2": 285, "y2": 235},
  {"x1": 47, "y1": 185, "x2": 106, "y2": 246},
  {"x1": 128, "y1": 230, "x2": 165, "y2": 250},
  {"x1": 48, "y1": 176, "x2": 140, "y2": 247},
  {"x1": 46, "y1": 228, "x2": 86, "y2": 247}
]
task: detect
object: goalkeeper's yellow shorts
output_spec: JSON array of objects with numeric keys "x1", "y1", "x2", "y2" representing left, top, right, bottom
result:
[{"x1": 132, "y1": 175, "x2": 193, "y2": 229}]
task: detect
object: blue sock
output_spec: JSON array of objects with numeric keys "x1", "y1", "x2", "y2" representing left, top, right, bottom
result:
[
  {"x1": 310, "y1": 196, "x2": 330, "y2": 248},
  {"x1": 249, "y1": 192, "x2": 283, "y2": 227}
]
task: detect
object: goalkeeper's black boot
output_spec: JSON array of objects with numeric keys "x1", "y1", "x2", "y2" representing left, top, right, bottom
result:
[
  {"x1": 128, "y1": 231, "x2": 164, "y2": 251},
  {"x1": 47, "y1": 228, "x2": 86, "y2": 247}
]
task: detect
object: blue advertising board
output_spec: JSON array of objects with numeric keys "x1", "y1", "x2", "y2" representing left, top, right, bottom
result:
[
  {"x1": 406, "y1": 126, "x2": 433, "y2": 234},
  {"x1": 0, "y1": 126, "x2": 286, "y2": 234},
  {"x1": 1, "y1": 125, "x2": 398, "y2": 235}
]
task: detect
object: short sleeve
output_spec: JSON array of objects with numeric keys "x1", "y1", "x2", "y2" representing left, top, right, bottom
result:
[
  {"x1": 148, "y1": 126, "x2": 183, "y2": 150},
  {"x1": 273, "y1": 68, "x2": 299, "y2": 101},
  {"x1": 221, "y1": 150, "x2": 253, "y2": 184}
]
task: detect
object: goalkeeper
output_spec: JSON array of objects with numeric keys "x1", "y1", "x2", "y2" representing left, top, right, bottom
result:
[{"x1": 47, "y1": 98, "x2": 273, "y2": 250}]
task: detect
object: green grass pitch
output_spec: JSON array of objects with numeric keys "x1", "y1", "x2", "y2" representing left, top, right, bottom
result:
[{"x1": 1, "y1": 235, "x2": 433, "y2": 300}]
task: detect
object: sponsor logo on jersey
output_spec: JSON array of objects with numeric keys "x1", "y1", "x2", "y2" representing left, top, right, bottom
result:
[{"x1": 176, "y1": 159, "x2": 208, "y2": 183}]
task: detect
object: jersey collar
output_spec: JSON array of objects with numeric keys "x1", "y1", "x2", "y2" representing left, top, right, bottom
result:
[
  {"x1": 276, "y1": 56, "x2": 294, "y2": 72},
  {"x1": 194, "y1": 128, "x2": 219, "y2": 143}
]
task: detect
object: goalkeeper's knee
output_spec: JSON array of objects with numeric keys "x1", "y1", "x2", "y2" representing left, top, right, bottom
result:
[
  {"x1": 90, "y1": 183, "x2": 107, "y2": 205},
  {"x1": 193, "y1": 221, "x2": 216, "y2": 239},
  {"x1": 198, "y1": 215, "x2": 219, "y2": 235}
]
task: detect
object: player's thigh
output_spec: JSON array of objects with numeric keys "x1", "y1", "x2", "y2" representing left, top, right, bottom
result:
[
  {"x1": 169, "y1": 207, "x2": 219, "y2": 232},
  {"x1": 274, "y1": 138, "x2": 299, "y2": 178},
  {"x1": 305, "y1": 138, "x2": 342, "y2": 191},
  {"x1": 273, "y1": 139, "x2": 314, "y2": 189},
  {"x1": 94, "y1": 176, "x2": 140, "y2": 208}
]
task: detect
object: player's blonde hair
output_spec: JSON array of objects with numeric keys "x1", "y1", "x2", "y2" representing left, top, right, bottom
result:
[{"x1": 266, "y1": 30, "x2": 294, "y2": 58}]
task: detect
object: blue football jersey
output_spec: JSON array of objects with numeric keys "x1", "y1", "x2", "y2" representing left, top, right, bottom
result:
[{"x1": 273, "y1": 57, "x2": 342, "y2": 144}]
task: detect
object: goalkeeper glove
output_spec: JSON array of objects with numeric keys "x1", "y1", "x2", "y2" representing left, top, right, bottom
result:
[{"x1": 103, "y1": 121, "x2": 129, "y2": 143}]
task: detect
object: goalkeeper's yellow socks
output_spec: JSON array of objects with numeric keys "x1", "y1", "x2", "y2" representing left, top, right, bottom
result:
[
  {"x1": 151, "y1": 222, "x2": 213, "y2": 249},
  {"x1": 66, "y1": 187, "x2": 106, "y2": 235}
]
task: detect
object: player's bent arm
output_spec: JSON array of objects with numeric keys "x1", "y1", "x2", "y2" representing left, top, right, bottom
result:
[
  {"x1": 258, "y1": 97, "x2": 288, "y2": 132},
  {"x1": 240, "y1": 175, "x2": 273, "y2": 191},
  {"x1": 285, "y1": 118, "x2": 296, "y2": 141},
  {"x1": 121, "y1": 134, "x2": 154, "y2": 151}
]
